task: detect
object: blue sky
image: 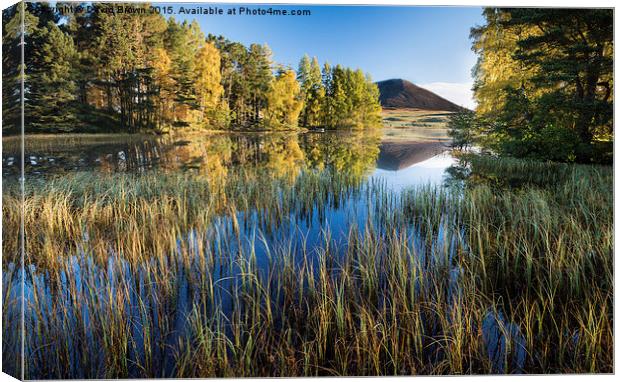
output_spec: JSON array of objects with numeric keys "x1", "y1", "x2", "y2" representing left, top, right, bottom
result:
[{"x1": 164, "y1": 3, "x2": 484, "y2": 108}]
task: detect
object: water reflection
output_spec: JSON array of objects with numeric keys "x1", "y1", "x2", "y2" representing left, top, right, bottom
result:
[
  {"x1": 3, "y1": 131, "x2": 457, "y2": 192},
  {"x1": 373, "y1": 151, "x2": 457, "y2": 190},
  {"x1": 482, "y1": 310, "x2": 527, "y2": 374},
  {"x1": 3, "y1": 132, "x2": 525, "y2": 377},
  {"x1": 5, "y1": 188, "x2": 468, "y2": 378}
]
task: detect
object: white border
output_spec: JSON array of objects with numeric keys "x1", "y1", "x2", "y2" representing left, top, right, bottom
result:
[{"x1": 0, "y1": 1, "x2": 616, "y2": 382}]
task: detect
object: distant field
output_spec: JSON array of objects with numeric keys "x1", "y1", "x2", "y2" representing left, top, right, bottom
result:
[{"x1": 381, "y1": 108, "x2": 453, "y2": 142}]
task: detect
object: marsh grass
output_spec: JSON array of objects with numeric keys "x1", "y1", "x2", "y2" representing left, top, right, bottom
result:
[{"x1": 1, "y1": 154, "x2": 613, "y2": 378}]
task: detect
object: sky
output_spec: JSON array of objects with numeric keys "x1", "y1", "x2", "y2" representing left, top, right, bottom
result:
[{"x1": 163, "y1": 3, "x2": 484, "y2": 109}]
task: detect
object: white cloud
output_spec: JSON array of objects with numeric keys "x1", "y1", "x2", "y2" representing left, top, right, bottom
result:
[{"x1": 418, "y1": 82, "x2": 476, "y2": 110}]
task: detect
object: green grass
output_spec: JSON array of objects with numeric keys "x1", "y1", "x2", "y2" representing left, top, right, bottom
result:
[{"x1": 2, "y1": 153, "x2": 613, "y2": 377}]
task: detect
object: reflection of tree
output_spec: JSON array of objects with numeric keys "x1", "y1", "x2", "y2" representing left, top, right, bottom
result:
[
  {"x1": 301, "y1": 131, "x2": 381, "y2": 181},
  {"x1": 444, "y1": 152, "x2": 471, "y2": 188},
  {"x1": 202, "y1": 137, "x2": 234, "y2": 192},
  {"x1": 152, "y1": 131, "x2": 381, "y2": 219},
  {"x1": 6, "y1": 132, "x2": 384, "y2": 259},
  {"x1": 156, "y1": 133, "x2": 307, "y2": 189},
  {"x1": 157, "y1": 134, "x2": 234, "y2": 193},
  {"x1": 14, "y1": 131, "x2": 382, "y2": 191},
  {"x1": 156, "y1": 131, "x2": 380, "y2": 187},
  {"x1": 262, "y1": 135, "x2": 305, "y2": 184}
]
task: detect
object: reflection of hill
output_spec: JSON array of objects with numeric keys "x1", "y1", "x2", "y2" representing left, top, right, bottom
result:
[{"x1": 376, "y1": 141, "x2": 447, "y2": 171}]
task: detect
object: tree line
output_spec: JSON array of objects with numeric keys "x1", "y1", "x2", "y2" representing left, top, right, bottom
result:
[
  {"x1": 2, "y1": 2, "x2": 382, "y2": 134},
  {"x1": 450, "y1": 8, "x2": 612, "y2": 164}
]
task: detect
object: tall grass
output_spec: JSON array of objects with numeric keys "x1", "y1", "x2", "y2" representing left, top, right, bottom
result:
[{"x1": 2, "y1": 153, "x2": 613, "y2": 378}]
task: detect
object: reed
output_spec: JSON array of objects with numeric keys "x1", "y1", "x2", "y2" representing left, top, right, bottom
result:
[{"x1": 1, "y1": 153, "x2": 613, "y2": 377}]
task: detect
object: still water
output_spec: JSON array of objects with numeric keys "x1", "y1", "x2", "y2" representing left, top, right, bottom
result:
[
  {"x1": 2, "y1": 131, "x2": 524, "y2": 377},
  {"x1": 2, "y1": 131, "x2": 455, "y2": 189}
]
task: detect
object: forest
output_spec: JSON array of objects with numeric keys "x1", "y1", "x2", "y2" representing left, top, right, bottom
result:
[
  {"x1": 2, "y1": 2, "x2": 382, "y2": 134},
  {"x1": 450, "y1": 8, "x2": 613, "y2": 164}
]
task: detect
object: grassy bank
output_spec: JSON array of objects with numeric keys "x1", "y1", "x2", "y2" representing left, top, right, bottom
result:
[
  {"x1": 381, "y1": 108, "x2": 452, "y2": 143},
  {"x1": 2, "y1": 154, "x2": 613, "y2": 377}
]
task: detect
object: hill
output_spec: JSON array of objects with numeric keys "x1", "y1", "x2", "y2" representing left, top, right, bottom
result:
[{"x1": 376, "y1": 78, "x2": 464, "y2": 112}]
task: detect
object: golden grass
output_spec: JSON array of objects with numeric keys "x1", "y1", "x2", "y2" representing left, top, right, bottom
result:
[{"x1": 1, "y1": 153, "x2": 613, "y2": 378}]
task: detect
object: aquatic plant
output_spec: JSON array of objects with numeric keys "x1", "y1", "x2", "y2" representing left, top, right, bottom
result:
[{"x1": 1, "y1": 153, "x2": 613, "y2": 377}]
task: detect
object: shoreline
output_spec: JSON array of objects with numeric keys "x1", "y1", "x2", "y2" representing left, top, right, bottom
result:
[{"x1": 377, "y1": 139, "x2": 449, "y2": 171}]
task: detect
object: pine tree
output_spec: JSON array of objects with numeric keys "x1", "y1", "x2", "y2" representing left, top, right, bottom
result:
[
  {"x1": 472, "y1": 8, "x2": 613, "y2": 163},
  {"x1": 28, "y1": 21, "x2": 79, "y2": 132},
  {"x1": 1, "y1": 3, "x2": 33, "y2": 133},
  {"x1": 297, "y1": 54, "x2": 311, "y2": 86},
  {"x1": 320, "y1": 62, "x2": 333, "y2": 126},
  {"x1": 221, "y1": 41, "x2": 250, "y2": 127},
  {"x1": 2, "y1": 3, "x2": 81, "y2": 133},
  {"x1": 297, "y1": 54, "x2": 311, "y2": 125},
  {"x1": 297, "y1": 55, "x2": 325, "y2": 127},
  {"x1": 507, "y1": 9, "x2": 613, "y2": 147},
  {"x1": 164, "y1": 18, "x2": 204, "y2": 126},
  {"x1": 150, "y1": 47, "x2": 173, "y2": 130},
  {"x1": 329, "y1": 65, "x2": 350, "y2": 127},
  {"x1": 2, "y1": 5, "x2": 384, "y2": 135},
  {"x1": 305, "y1": 57, "x2": 325, "y2": 127},
  {"x1": 245, "y1": 43, "x2": 273, "y2": 125}
]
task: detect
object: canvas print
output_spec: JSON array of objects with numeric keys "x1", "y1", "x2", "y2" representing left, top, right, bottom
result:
[{"x1": 1, "y1": 1, "x2": 614, "y2": 379}]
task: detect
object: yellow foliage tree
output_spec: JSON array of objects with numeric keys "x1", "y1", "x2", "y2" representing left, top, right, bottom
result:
[
  {"x1": 471, "y1": 9, "x2": 540, "y2": 117},
  {"x1": 263, "y1": 70, "x2": 304, "y2": 129},
  {"x1": 150, "y1": 47, "x2": 174, "y2": 130},
  {"x1": 194, "y1": 42, "x2": 227, "y2": 127}
]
